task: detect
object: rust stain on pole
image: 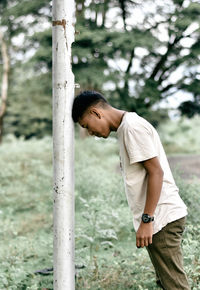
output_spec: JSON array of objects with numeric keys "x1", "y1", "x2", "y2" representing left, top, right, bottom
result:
[
  {"x1": 53, "y1": 19, "x2": 66, "y2": 30},
  {"x1": 53, "y1": 19, "x2": 69, "y2": 50}
]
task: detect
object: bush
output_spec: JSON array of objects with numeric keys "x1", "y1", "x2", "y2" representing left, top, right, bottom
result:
[
  {"x1": 158, "y1": 115, "x2": 200, "y2": 154},
  {"x1": 0, "y1": 136, "x2": 199, "y2": 289}
]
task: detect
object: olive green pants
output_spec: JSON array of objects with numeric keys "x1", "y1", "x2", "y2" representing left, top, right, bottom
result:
[{"x1": 146, "y1": 217, "x2": 190, "y2": 290}]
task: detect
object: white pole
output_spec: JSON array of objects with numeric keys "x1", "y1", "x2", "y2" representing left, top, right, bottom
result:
[{"x1": 52, "y1": 0, "x2": 75, "y2": 289}]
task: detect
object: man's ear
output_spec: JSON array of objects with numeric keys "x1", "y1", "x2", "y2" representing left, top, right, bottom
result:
[{"x1": 90, "y1": 108, "x2": 102, "y2": 119}]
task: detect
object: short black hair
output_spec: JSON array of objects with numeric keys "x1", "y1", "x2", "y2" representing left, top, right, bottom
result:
[{"x1": 72, "y1": 90, "x2": 109, "y2": 123}]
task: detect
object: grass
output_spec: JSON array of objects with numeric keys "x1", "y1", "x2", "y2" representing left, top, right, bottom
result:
[
  {"x1": 0, "y1": 130, "x2": 200, "y2": 289},
  {"x1": 158, "y1": 115, "x2": 200, "y2": 154},
  {"x1": 0, "y1": 136, "x2": 53, "y2": 289}
]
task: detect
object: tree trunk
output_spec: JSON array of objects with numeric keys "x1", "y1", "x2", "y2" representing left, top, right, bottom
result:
[
  {"x1": 0, "y1": 30, "x2": 10, "y2": 144},
  {"x1": 52, "y1": 0, "x2": 75, "y2": 289}
]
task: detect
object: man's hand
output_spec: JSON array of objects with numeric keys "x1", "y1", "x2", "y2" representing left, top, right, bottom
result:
[{"x1": 136, "y1": 222, "x2": 153, "y2": 248}]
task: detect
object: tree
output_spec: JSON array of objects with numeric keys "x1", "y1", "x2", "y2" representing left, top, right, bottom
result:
[
  {"x1": 0, "y1": 0, "x2": 51, "y2": 140},
  {"x1": 1, "y1": 0, "x2": 200, "y2": 139},
  {"x1": 52, "y1": 0, "x2": 75, "y2": 288},
  {"x1": 0, "y1": 29, "x2": 10, "y2": 143},
  {"x1": 73, "y1": 0, "x2": 200, "y2": 122}
]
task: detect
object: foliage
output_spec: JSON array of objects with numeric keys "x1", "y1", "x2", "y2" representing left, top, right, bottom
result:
[
  {"x1": 179, "y1": 99, "x2": 200, "y2": 118},
  {"x1": 0, "y1": 135, "x2": 53, "y2": 289},
  {"x1": 73, "y1": 0, "x2": 200, "y2": 121},
  {"x1": 158, "y1": 115, "x2": 200, "y2": 154},
  {"x1": 1, "y1": 0, "x2": 200, "y2": 138},
  {"x1": 5, "y1": 70, "x2": 52, "y2": 138},
  {"x1": 0, "y1": 136, "x2": 200, "y2": 289},
  {"x1": 0, "y1": 0, "x2": 51, "y2": 139}
]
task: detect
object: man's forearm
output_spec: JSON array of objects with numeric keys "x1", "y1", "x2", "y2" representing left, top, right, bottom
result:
[
  {"x1": 136, "y1": 157, "x2": 164, "y2": 248},
  {"x1": 143, "y1": 171, "x2": 164, "y2": 216},
  {"x1": 136, "y1": 171, "x2": 163, "y2": 248}
]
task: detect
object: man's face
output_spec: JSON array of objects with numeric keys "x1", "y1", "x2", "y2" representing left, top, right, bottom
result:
[{"x1": 78, "y1": 108, "x2": 110, "y2": 138}]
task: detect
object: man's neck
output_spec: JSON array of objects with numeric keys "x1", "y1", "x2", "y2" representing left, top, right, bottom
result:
[{"x1": 108, "y1": 107, "x2": 126, "y2": 132}]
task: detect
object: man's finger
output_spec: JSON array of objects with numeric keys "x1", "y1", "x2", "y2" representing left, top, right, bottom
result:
[
  {"x1": 136, "y1": 237, "x2": 140, "y2": 248},
  {"x1": 144, "y1": 238, "x2": 149, "y2": 247},
  {"x1": 140, "y1": 237, "x2": 145, "y2": 248},
  {"x1": 148, "y1": 236, "x2": 153, "y2": 245}
]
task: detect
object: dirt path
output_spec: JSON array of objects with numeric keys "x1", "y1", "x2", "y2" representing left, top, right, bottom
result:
[{"x1": 168, "y1": 154, "x2": 200, "y2": 182}]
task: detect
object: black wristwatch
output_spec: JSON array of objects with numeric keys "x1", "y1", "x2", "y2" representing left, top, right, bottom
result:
[{"x1": 142, "y1": 213, "x2": 154, "y2": 223}]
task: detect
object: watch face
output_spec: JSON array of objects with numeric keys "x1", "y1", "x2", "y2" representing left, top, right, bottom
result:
[
  {"x1": 142, "y1": 214, "x2": 154, "y2": 223},
  {"x1": 142, "y1": 214, "x2": 150, "y2": 223}
]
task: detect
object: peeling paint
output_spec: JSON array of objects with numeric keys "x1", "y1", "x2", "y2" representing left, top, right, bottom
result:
[
  {"x1": 52, "y1": 19, "x2": 69, "y2": 51},
  {"x1": 53, "y1": 19, "x2": 67, "y2": 30},
  {"x1": 56, "y1": 82, "x2": 68, "y2": 89},
  {"x1": 57, "y1": 83, "x2": 62, "y2": 89},
  {"x1": 54, "y1": 184, "x2": 59, "y2": 194}
]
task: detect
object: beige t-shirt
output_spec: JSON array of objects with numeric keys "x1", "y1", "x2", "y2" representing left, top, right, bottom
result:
[{"x1": 117, "y1": 112, "x2": 187, "y2": 235}]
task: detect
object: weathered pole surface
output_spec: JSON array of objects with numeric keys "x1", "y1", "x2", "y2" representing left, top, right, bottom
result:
[{"x1": 52, "y1": 0, "x2": 75, "y2": 289}]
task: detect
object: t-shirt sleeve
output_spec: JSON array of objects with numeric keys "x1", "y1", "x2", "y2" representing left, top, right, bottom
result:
[{"x1": 124, "y1": 122, "x2": 158, "y2": 164}]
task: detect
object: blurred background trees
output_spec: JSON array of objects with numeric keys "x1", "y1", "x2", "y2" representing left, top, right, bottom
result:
[
  {"x1": 0, "y1": 0, "x2": 51, "y2": 140},
  {"x1": 0, "y1": 0, "x2": 199, "y2": 139}
]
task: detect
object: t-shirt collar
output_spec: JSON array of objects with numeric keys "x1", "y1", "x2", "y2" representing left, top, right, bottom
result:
[{"x1": 117, "y1": 111, "x2": 127, "y2": 133}]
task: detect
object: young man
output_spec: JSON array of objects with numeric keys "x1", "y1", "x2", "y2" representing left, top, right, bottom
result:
[{"x1": 72, "y1": 90, "x2": 190, "y2": 290}]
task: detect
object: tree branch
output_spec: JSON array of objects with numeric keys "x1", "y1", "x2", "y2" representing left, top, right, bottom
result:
[
  {"x1": 118, "y1": 0, "x2": 127, "y2": 31},
  {"x1": 126, "y1": 48, "x2": 135, "y2": 73},
  {"x1": 150, "y1": 35, "x2": 182, "y2": 80}
]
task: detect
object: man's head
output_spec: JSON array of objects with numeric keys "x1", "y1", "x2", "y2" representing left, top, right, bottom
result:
[{"x1": 72, "y1": 90, "x2": 112, "y2": 138}]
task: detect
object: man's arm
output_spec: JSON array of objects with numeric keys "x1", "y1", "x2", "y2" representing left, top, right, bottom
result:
[{"x1": 136, "y1": 157, "x2": 164, "y2": 248}]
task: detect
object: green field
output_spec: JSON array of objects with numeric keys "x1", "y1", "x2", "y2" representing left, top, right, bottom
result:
[{"x1": 0, "y1": 132, "x2": 200, "y2": 289}]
